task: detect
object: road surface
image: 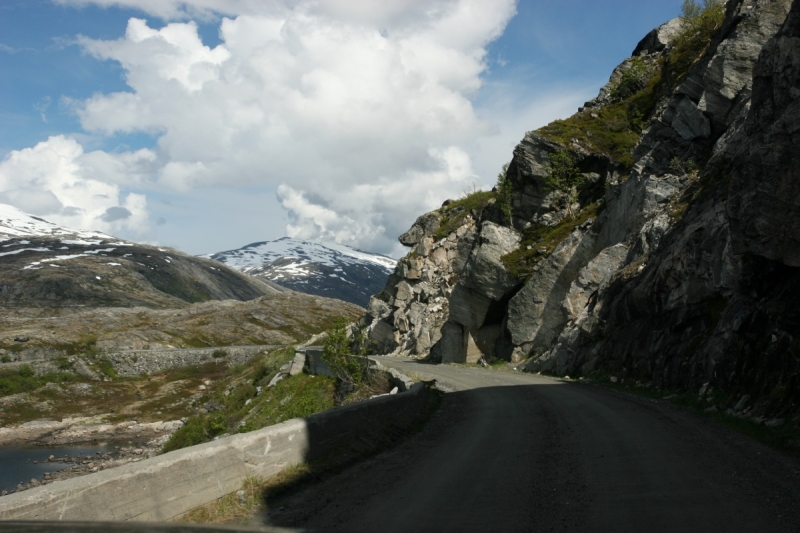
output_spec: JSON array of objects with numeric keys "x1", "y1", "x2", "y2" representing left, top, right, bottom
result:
[{"x1": 261, "y1": 358, "x2": 800, "y2": 532}]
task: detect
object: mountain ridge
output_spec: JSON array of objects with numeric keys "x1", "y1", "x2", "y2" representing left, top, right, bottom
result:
[{"x1": 206, "y1": 237, "x2": 396, "y2": 307}]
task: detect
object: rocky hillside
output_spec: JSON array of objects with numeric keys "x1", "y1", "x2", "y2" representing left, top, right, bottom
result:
[
  {"x1": 365, "y1": 0, "x2": 800, "y2": 419},
  {"x1": 0, "y1": 204, "x2": 279, "y2": 309},
  {"x1": 206, "y1": 237, "x2": 396, "y2": 307},
  {"x1": 0, "y1": 205, "x2": 363, "y2": 356}
]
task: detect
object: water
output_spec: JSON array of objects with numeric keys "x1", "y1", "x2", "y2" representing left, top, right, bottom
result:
[{"x1": 0, "y1": 444, "x2": 116, "y2": 493}]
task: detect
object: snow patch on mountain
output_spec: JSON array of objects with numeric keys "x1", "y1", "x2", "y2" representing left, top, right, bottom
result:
[
  {"x1": 204, "y1": 237, "x2": 396, "y2": 272},
  {"x1": 0, "y1": 204, "x2": 113, "y2": 242},
  {"x1": 205, "y1": 237, "x2": 397, "y2": 307}
]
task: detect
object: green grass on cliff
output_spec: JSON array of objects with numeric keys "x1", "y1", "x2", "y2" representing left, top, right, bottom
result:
[
  {"x1": 432, "y1": 190, "x2": 495, "y2": 241},
  {"x1": 536, "y1": 1, "x2": 725, "y2": 168},
  {"x1": 501, "y1": 203, "x2": 601, "y2": 280}
]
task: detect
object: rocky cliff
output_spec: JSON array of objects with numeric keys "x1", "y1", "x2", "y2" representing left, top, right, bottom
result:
[{"x1": 364, "y1": 0, "x2": 800, "y2": 418}]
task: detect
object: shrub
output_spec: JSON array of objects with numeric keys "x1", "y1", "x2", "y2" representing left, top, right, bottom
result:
[
  {"x1": 163, "y1": 417, "x2": 207, "y2": 452},
  {"x1": 322, "y1": 318, "x2": 368, "y2": 386},
  {"x1": 495, "y1": 163, "x2": 513, "y2": 225},
  {"x1": 432, "y1": 190, "x2": 495, "y2": 240},
  {"x1": 18, "y1": 364, "x2": 34, "y2": 378},
  {"x1": 669, "y1": 0, "x2": 726, "y2": 80},
  {"x1": 0, "y1": 355, "x2": 11, "y2": 363},
  {"x1": 612, "y1": 57, "x2": 652, "y2": 101},
  {"x1": 96, "y1": 358, "x2": 117, "y2": 379},
  {"x1": 212, "y1": 349, "x2": 227, "y2": 359},
  {"x1": 545, "y1": 150, "x2": 585, "y2": 219}
]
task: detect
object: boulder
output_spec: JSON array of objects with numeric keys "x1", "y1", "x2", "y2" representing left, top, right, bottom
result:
[
  {"x1": 460, "y1": 221, "x2": 522, "y2": 300},
  {"x1": 399, "y1": 212, "x2": 442, "y2": 246},
  {"x1": 633, "y1": 17, "x2": 683, "y2": 56},
  {"x1": 289, "y1": 351, "x2": 306, "y2": 376}
]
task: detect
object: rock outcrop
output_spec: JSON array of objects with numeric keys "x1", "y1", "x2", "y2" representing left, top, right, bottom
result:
[{"x1": 364, "y1": 0, "x2": 800, "y2": 418}]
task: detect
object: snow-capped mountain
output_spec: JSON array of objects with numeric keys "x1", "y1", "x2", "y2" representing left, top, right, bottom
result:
[
  {"x1": 0, "y1": 203, "x2": 278, "y2": 308},
  {"x1": 205, "y1": 237, "x2": 397, "y2": 307},
  {"x1": 0, "y1": 203, "x2": 113, "y2": 242}
]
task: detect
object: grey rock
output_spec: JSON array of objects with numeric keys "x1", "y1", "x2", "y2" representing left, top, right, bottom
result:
[
  {"x1": 305, "y1": 347, "x2": 336, "y2": 378},
  {"x1": 460, "y1": 221, "x2": 522, "y2": 300},
  {"x1": 399, "y1": 212, "x2": 442, "y2": 246},
  {"x1": 733, "y1": 395, "x2": 750, "y2": 411},
  {"x1": 728, "y1": 0, "x2": 800, "y2": 266},
  {"x1": 289, "y1": 351, "x2": 306, "y2": 376},
  {"x1": 73, "y1": 360, "x2": 100, "y2": 381},
  {"x1": 671, "y1": 97, "x2": 711, "y2": 140},
  {"x1": 507, "y1": 228, "x2": 597, "y2": 353},
  {"x1": 562, "y1": 244, "x2": 629, "y2": 321},
  {"x1": 633, "y1": 17, "x2": 683, "y2": 56},
  {"x1": 437, "y1": 322, "x2": 468, "y2": 364},
  {"x1": 267, "y1": 373, "x2": 285, "y2": 388},
  {"x1": 448, "y1": 285, "x2": 493, "y2": 331},
  {"x1": 388, "y1": 368, "x2": 414, "y2": 392}
]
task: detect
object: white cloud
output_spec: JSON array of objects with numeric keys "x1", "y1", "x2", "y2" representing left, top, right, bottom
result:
[
  {"x1": 10, "y1": 0, "x2": 521, "y2": 255},
  {"x1": 0, "y1": 135, "x2": 154, "y2": 239}
]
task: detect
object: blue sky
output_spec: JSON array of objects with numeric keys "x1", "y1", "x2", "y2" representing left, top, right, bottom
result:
[{"x1": 0, "y1": 0, "x2": 684, "y2": 256}]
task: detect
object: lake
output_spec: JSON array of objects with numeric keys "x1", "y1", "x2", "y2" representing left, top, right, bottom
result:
[{"x1": 0, "y1": 444, "x2": 117, "y2": 494}]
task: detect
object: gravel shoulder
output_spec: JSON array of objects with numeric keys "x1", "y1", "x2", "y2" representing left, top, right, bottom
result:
[{"x1": 259, "y1": 358, "x2": 800, "y2": 533}]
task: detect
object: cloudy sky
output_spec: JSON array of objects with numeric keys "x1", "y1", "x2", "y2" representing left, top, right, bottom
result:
[{"x1": 0, "y1": 0, "x2": 682, "y2": 257}]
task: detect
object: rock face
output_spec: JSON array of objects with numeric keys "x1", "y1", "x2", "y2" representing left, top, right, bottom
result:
[
  {"x1": 728, "y1": 0, "x2": 800, "y2": 266},
  {"x1": 364, "y1": 0, "x2": 800, "y2": 417}
]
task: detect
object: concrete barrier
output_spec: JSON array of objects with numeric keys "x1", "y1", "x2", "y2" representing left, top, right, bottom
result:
[{"x1": 0, "y1": 382, "x2": 427, "y2": 522}]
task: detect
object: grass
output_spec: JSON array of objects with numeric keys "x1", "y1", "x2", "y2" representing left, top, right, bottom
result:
[
  {"x1": 0, "y1": 368, "x2": 79, "y2": 397},
  {"x1": 162, "y1": 347, "x2": 339, "y2": 452},
  {"x1": 432, "y1": 190, "x2": 495, "y2": 241},
  {"x1": 501, "y1": 203, "x2": 601, "y2": 280},
  {"x1": 536, "y1": 2, "x2": 724, "y2": 169}
]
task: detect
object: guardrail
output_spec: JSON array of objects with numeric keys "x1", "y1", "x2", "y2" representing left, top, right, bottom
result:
[{"x1": 0, "y1": 381, "x2": 428, "y2": 522}]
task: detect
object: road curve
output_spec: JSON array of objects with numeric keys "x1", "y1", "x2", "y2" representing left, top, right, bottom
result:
[{"x1": 262, "y1": 358, "x2": 800, "y2": 532}]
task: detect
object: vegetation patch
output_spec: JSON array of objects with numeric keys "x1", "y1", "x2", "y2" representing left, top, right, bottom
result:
[
  {"x1": 432, "y1": 190, "x2": 495, "y2": 241},
  {"x1": 669, "y1": 0, "x2": 726, "y2": 84},
  {"x1": 536, "y1": 96, "x2": 648, "y2": 169},
  {"x1": 0, "y1": 368, "x2": 78, "y2": 397},
  {"x1": 537, "y1": 1, "x2": 724, "y2": 168},
  {"x1": 163, "y1": 347, "x2": 337, "y2": 453},
  {"x1": 501, "y1": 203, "x2": 601, "y2": 280},
  {"x1": 495, "y1": 163, "x2": 513, "y2": 225}
]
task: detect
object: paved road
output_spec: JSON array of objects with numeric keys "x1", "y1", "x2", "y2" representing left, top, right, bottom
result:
[{"x1": 262, "y1": 358, "x2": 800, "y2": 532}]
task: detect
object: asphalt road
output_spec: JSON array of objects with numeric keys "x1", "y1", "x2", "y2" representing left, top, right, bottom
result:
[{"x1": 261, "y1": 358, "x2": 800, "y2": 532}]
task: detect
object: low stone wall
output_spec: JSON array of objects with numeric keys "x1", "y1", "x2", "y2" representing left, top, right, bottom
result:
[
  {"x1": 106, "y1": 345, "x2": 273, "y2": 377},
  {"x1": 0, "y1": 382, "x2": 428, "y2": 522}
]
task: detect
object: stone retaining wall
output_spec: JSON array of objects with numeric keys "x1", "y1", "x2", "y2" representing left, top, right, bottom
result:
[
  {"x1": 0, "y1": 382, "x2": 428, "y2": 522},
  {"x1": 106, "y1": 345, "x2": 273, "y2": 377}
]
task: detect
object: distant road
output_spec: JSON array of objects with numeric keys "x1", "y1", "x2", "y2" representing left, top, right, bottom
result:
[{"x1": 263, "y1": 358, "x2": 800, "y2": 533}]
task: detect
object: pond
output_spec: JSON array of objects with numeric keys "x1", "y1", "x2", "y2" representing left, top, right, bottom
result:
[{"x1": 0, "y1": 443, "x2": 117, "y2": 494}]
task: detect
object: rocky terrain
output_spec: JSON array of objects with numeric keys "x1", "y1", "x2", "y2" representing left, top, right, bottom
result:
[
  {"x1": 0, "y1": 207, "x2": 363, "y2": 460},
  {"x1": 364, "y1": 0, "x2": 800, "y2": 423},
  {"x1": 206, "y1": 237, "x2": 396, "y2": 307}
]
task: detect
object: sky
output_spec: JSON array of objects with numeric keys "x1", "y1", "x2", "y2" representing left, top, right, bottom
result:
[{"x1": 0, "y1": 0, "x2": 684, "y2": 257}]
